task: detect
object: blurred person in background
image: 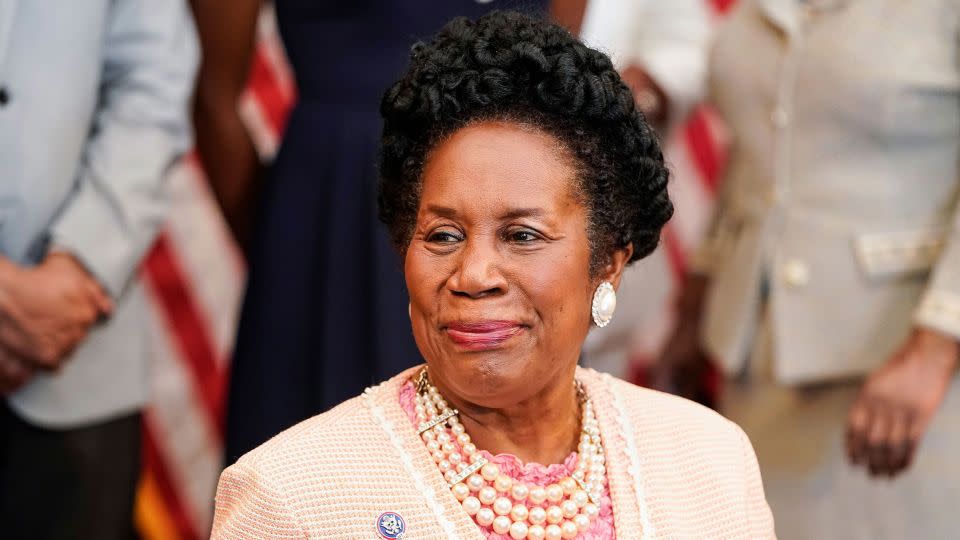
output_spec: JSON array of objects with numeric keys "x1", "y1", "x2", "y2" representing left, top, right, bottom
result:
[
  {"x1": 579, "y1": 0, "x2": 710, "y2": 132},
  {"x1": 576, "y1": 0, "x2": 711, "y2": 380},
  {"x1": 190, "y1": 0, "x2": 591, "y2": 465},
  {"x1": 656, "y1": 1, "x2": 960, "y2": 537},
  {"x1": 0, "y1": 1, "x2": 198, "y2": 539}
]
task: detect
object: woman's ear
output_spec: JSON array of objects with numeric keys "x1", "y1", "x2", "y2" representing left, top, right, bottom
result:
[{"x1": 600, "y1": 243, "x2": 634, "y2": 289}]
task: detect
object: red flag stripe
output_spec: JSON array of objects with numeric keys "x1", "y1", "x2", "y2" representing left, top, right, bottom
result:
[
  {"x1": 247, "y1": 46, "x2": 296, "y2": 138},
  {"x1": 710, "y1": 0, "x2": 737, "y2": 14},
  {"x1": 142, "y1": 234, "x2": 226, "y2": 439},
  {"x1": 661, "y1": 225, "x2": 689, "y2": 282},
  {"x1": 682, "y1": 108, "x2": 723, "y2": 194}
]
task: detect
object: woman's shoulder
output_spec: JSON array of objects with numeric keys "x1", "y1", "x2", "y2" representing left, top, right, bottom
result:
[
  {"x1": 580, "y1": 368, "x2": 746, "y2": 450},
  {"x1": 231, "y1": 394, "x2": 376, "y2": 474}
]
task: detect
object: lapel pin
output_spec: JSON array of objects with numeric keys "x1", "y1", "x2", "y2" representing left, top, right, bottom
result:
[{"x1": 376, "y1": 511, "x2": 407, "y2": 539}]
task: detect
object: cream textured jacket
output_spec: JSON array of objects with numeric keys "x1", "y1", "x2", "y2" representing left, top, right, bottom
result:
[{"x1": 211, "y1": 367, "x2": 774, "y2": 539}]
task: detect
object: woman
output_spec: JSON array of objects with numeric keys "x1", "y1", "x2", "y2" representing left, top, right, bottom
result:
[
  {"x1": 657, "y1": 1, "x2": 960, "y2": 538},
  {"x1": 190, "y1": 0, "x2": 584, "y2": 463},
  {"x1": 211, "y1": 12, "x2": 773, "y2": 539}
]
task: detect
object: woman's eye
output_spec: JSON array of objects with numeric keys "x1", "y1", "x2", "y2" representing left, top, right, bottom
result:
[
  {"x1": 427, "y1": 230, "x2": 462, "y2": 243},
  {"x1": 508, "y1": 230, "x2": 541, "y2": 243}
]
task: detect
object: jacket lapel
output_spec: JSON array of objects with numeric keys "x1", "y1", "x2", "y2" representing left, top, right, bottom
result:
[
  {"x1": 578, "y1": 368, "x2": 648, "y2": 537},
  {"x1": 756, "y1": 0, "x2": 802, "y2": 37},
  {"x1": 0, "y1": 0, "x2": 18, "y2": 74},
  {"x1": 372, "y1": 368, "x2": 487, "y2": 540}
]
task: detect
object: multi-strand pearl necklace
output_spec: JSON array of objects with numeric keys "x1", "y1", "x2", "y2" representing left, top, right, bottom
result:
[{"x1": 414, "y1": 370, "x2": 607, "y2": 540}]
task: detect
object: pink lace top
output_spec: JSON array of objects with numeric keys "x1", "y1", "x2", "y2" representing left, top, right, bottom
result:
[{"x1": 399, "y1": 381, "x2": 616, "y2": 539}]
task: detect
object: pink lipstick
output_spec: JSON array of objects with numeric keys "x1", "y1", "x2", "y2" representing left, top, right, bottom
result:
[{"x1": 445, "y1": 321, "x2": 524, "y2": 351}]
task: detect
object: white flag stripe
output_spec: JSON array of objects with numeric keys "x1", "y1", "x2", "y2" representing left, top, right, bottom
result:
[
  {"x1": 145, "y1": 284, "x2": 224, "y2": 536},
  {"x1": 163, "y1": 162, "x2": 245, "y2": 366}
]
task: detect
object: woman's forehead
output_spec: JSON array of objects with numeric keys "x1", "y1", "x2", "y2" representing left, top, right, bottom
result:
[{"x1": 419, "y1": 122, "x2": 581, "y2": 218}]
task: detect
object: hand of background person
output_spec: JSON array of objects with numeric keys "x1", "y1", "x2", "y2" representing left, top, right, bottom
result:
[
  {"x1": 0, "y1": 252, "x2": 113, "y2": 371},
  {"x1": 620, "y1": 64, "x2": 669, "y2": 128},
  {"x1": 651, "y1": 274, "x2": 711, "y2": 401},
  {"x1": 846, "y1": 327, "x2": 958, "y2": 477},
  {"x1": 0, "y1": 346, "x2": 33, "y2": 395}
]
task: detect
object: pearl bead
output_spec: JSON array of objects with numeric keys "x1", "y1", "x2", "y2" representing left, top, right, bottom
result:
[
  {"x1": 470, "y1": 453, "x2": 484, "y2": 463},
  {"x1": 422, "y1": 429, "x2": 435, "y2": 441},
  {"x1": 456, "y1": 463, "x2": 468, "y2": 473},
  {"x1": 426, "y1": 440, "x2": 440, "y2": 453},
  {"x1": 441, "y1": 442, "x2": 456, "y2": 454},
  {"x1": 494, "y1": 474, "x2": 513, "y2": 493},
  {"x1": 560, "y1": 520, "x2": 578, "y2": 539},
  {"x1": 477, "y1": 508, "x2": 495, "y2": 527},
  {"x1": 509, "y1": 521, "x2": 529, "y2": 540},
  {"x1": 444, "y1": 470, "x2": 458, "y2": 483},
  {"x1": 467, "y1": 474, "x2": 485, "y2": 491},
  {"x1": 573, "y1": 514, "x2": 590, "y2": 532},
  {"x1": 510, "y1": 503, "x2": 529, "y2": 522},
  {"x1": 572, "y1": 490, "x2": 589, "y2": 508},
  {"x1": 431, "y1": 451, "x2": 445, "y2": 463},
  {"x1": 457, "y1": 433, "x2": 471, "y2": 446},
  {"x1": 479, "y1": 486, "x2": 497, "y2": 505},
  {"x1": 561, "y1": 500, "x2": 578, "y2": 519},
  {"x1": 438, "y1": 460, "x2": 452, "y2": 473},
  {"x1": 528, "y1": 505, "x2": 547, "y2": 525},
  {"x1": 546, "y1": 484, "x2": 564, "y2": 503},
  {"x1": 545, "y1": 524, "x2": 562, "y2": 540},
  {"x1": 493, "y1": 496, "x2": 513, "y2": 516},
  {"x1": 527, "y1": 524, "x2": 546, "y2": 540},
  {"x1": 451, "y1": 423, "x2": 465, "y2": 435},
  {"x1": 559, "y1": 478, "x2": 577, "y2": 496},
  {"x1": 448, "y1": 452, "x2": 463, "y2": 465},
  {"x1": 481, "y1": 463, "x2": 500, "y2": 481},
  {"x1": 546, "y1": 505, "x2": 563, "y2": 524},
  {"x1": 462, "y1": 442, "x2": 477, "y2": 455},
  {"x1": 462, "y1": 496, "x2": 481, "y2": 515},
  {"x1": 511, "y1": 483, "x2": 529, "y2": 501},
  {"x1": 583, "y1": 503, "x2": 599, "y2": 519},
  {"x1": 493, "y1": 515, "x2": 512, "y2": 534},
  {"x1": 528, "y1": 486, "x2": 548, "y2": 505},
  {"x1": 452, "y1": 483, "x2": 470, "y2": 501},
  {"x1": 436, "y1": 432, "x2": 451, "y2": 444}
]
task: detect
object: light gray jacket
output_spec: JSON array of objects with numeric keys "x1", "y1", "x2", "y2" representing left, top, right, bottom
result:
[
  {"x1": 0, "y1": 0, "x2": 198, "y2": 427},
  {"x1": 697, "y1": 0, "x2": 960, "y2": 384}
]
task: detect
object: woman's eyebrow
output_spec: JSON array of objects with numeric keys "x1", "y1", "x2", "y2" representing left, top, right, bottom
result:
[
  {"x1": 498, "y1": 208, "x2": 546, "y2": 220},
  {"x1": 423, "y1": 204, "x2": 458, "y2": 219}
]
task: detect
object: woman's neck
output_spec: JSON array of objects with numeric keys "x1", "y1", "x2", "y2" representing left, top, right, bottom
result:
[{"x1": 434, "y1": 370, "x2": 583, "y2": 465}]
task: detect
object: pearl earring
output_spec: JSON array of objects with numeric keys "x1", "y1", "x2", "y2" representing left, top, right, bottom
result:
[{"x1": 591, "y1": 282, "x2": 616, "y2": 327}]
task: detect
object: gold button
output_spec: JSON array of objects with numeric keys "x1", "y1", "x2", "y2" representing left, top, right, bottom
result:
[{"x1": 782, "y1": 259, "x2": 810, "y2": 287}]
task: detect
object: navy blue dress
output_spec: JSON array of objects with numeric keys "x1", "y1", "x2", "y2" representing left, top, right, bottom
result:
[{"x1": 225, "y1": 0, "x2": 550, "y2": 462}]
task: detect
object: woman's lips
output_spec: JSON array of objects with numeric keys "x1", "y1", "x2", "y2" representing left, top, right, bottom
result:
[{"x1": 444, "y1": 321, "x2": 525, "y2": 351}]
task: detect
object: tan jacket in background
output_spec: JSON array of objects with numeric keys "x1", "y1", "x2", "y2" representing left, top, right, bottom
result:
[{"x1": 697, "y1": 0, "x2": 960, "y2": 384}]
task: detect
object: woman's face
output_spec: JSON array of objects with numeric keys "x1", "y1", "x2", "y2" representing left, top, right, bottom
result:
[{"x1": 405, "y1": 121, "x2": 625, "y2": 408}]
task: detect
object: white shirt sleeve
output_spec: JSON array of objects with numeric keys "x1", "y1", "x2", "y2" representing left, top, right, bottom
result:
[{"x1": 580, "y1": 0, "x2": 712, "y2": 125}]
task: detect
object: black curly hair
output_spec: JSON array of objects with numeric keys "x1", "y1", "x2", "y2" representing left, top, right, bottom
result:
[{"x1": 378, "y1": 10, "x2": 672, "y2": 275}]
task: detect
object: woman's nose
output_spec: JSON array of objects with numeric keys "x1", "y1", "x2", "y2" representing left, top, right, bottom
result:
[{"x1": 447, "y1": 238, "x2": 507, "y2": 299}]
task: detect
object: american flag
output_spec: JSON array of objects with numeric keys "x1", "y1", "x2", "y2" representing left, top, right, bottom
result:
[{"x1": 132, "y1": 2, "x2": 733, "y2": 537}]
